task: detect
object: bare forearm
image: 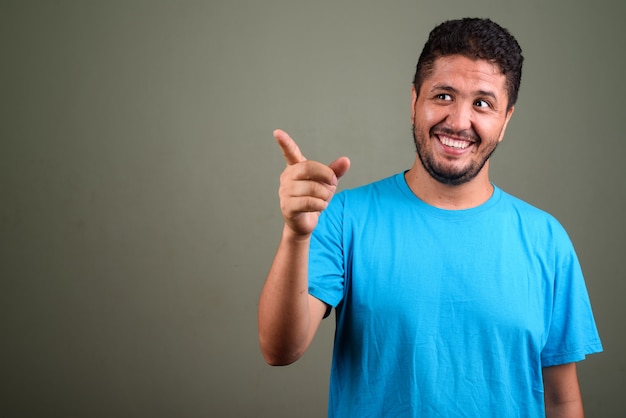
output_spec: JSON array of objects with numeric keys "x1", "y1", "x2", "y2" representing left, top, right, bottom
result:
[
  {"x1": 258, "y1": 226, "x2": 314, "y2": 365},
  {"x1": 543, "y1": 363, "x2": 584, "y2": 418},
  {"x1": 545, "y1": 400, "x2": 584, "y2": 418}
]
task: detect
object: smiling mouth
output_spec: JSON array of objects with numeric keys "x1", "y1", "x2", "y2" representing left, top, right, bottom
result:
[{"x1": 438, "y1": 135, "x2": 473, "y2": 150}]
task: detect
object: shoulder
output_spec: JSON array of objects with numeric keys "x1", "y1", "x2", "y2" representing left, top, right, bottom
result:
[
  {"x1": 338, "y1": 173, "x2": 407, "y2": 204},
  {"x1": 321, "y1": 173, "x2": 407, "y2": 227},
  {"x1": 498, "y1": 188, "x2": 559, "y2": 221},
  {"x1": 495, "y1": 186, "x2": 572, "y2": 246}
]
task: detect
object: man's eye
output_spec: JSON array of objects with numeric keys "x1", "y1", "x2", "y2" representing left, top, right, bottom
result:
[
  {"x1": 436, "y1": 94, "x2": 452, "y2": 101},
  {"x1": 474, "y1": 99, "x2": 490, "y2": 108}
]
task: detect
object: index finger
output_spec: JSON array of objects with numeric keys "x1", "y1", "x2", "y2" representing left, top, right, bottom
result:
[{"x1": 274, "y1": 129, "x2": 306, "y2": 165}]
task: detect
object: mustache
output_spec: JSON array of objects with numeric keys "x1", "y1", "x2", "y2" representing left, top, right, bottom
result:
[{"x1": 430, "y1": 123, "x2": 480, "y2": 143}]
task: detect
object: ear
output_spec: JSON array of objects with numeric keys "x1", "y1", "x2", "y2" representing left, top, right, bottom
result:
[
  {"x1": 411, "y1": 85, "x2": 417, "y2": 123},
  {"x1": 497, "y1": 106, "x2": 515, "y2": 143}
]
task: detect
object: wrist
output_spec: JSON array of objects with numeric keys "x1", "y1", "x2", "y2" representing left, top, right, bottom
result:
[{"x1": 282, "y1": 224, "x2": 312, "y2": 244}]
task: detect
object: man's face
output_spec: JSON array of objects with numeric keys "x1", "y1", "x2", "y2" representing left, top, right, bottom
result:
[{"x1": 411, "y1": 55, "x2": 514, "y2": 186}]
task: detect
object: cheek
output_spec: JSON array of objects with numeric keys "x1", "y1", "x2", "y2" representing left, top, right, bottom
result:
[
  {"x1": 415, "y1": 106, "x2": 438, "y2": 129},
  {"x1": 475, "y1": 119, "x2": 506, "y2": 143}
]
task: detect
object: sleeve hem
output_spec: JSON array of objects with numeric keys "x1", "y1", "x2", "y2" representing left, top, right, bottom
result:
[{"x1": 541, "y1": 342, "x2": 603, "y2": 367}]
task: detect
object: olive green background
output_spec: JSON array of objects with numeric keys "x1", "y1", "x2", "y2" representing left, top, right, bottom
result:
[{"x1": 1, "y1": 1, "x2": 623, "y2": 417}]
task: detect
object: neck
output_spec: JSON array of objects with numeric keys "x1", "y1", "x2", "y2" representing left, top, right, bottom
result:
[{"x1": 404, "y1": 160, "x2": 494, "y2": 210}]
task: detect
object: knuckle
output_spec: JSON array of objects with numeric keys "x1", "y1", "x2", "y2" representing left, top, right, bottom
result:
[
  {"x1": 310, "y1": 182, "x2": 332, "y2": 201},
  {"x1": 302, "y1": 196, "x2": 319, "y2": 212},
  {"x1": 295, "y1": 162, "x2": 314, "y2": 179}
]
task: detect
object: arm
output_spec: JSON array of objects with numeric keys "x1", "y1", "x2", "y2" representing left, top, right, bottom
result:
[
  {"x1": 258, "y1": 130, "x2": 350, "y2": 366},
  {"x1": 543, "y1": 362, "x2": 584, "y2": 418},
  {"x1": 258, "y1": 226, "x2": 328, "y2": 365}
]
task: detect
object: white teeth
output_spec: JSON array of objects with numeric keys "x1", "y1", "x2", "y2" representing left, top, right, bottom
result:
[{"x1": 440, "y1": 136, "x2": 471, "y2": 149}]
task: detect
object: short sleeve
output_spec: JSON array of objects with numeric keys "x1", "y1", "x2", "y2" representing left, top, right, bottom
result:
[
  {"x1": 541, "y1": 229, "x2": 603, "y2": 366},
  {"x1": 308, "y1": 192, "x2": 346, "y2": 309}
]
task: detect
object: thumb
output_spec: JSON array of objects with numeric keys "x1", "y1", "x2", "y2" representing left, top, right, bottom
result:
[
  {"x1": 274, "y1": 129, "x2": 306, "y2": 165},
  {"x1": 329, "y1": 156, "x2": 351, "y2": 180}
]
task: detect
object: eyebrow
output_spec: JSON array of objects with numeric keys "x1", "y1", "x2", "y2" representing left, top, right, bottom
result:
[{"x1": 431, "y1": 84, "x2": 498, "y2": 101}]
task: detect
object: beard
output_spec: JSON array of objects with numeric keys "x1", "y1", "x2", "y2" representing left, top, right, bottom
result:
[{"x1": 412, "y1": 122, "x2": 499, "y2": 186}]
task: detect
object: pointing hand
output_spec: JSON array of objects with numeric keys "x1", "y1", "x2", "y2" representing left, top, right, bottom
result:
[{"x1": 274, "y1": 129, "x2": 350, "y2": 237}]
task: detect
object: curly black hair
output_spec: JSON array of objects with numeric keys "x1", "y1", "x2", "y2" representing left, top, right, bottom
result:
[{"x1": 413, "y1": 18, "x2": 524, "y2": 109}]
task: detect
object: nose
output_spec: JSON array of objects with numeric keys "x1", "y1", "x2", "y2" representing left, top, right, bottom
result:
[{"x1": 446, "y1": 102, "x2": 473, "y2": 132}]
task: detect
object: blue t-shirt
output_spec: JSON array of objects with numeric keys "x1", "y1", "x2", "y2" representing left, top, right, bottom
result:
[{"x1": 309, "y1": 173, "x2": 602, "y2": 417}]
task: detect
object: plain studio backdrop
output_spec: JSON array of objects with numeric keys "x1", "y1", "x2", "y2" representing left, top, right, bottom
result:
[{"x1": 1, "y1": 1, "x2": 623, "y2": 417}]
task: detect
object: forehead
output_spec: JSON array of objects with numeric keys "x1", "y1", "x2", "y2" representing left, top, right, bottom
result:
[{"x1": 422, "y1": 55, "x2": 507, "y2": 97}]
